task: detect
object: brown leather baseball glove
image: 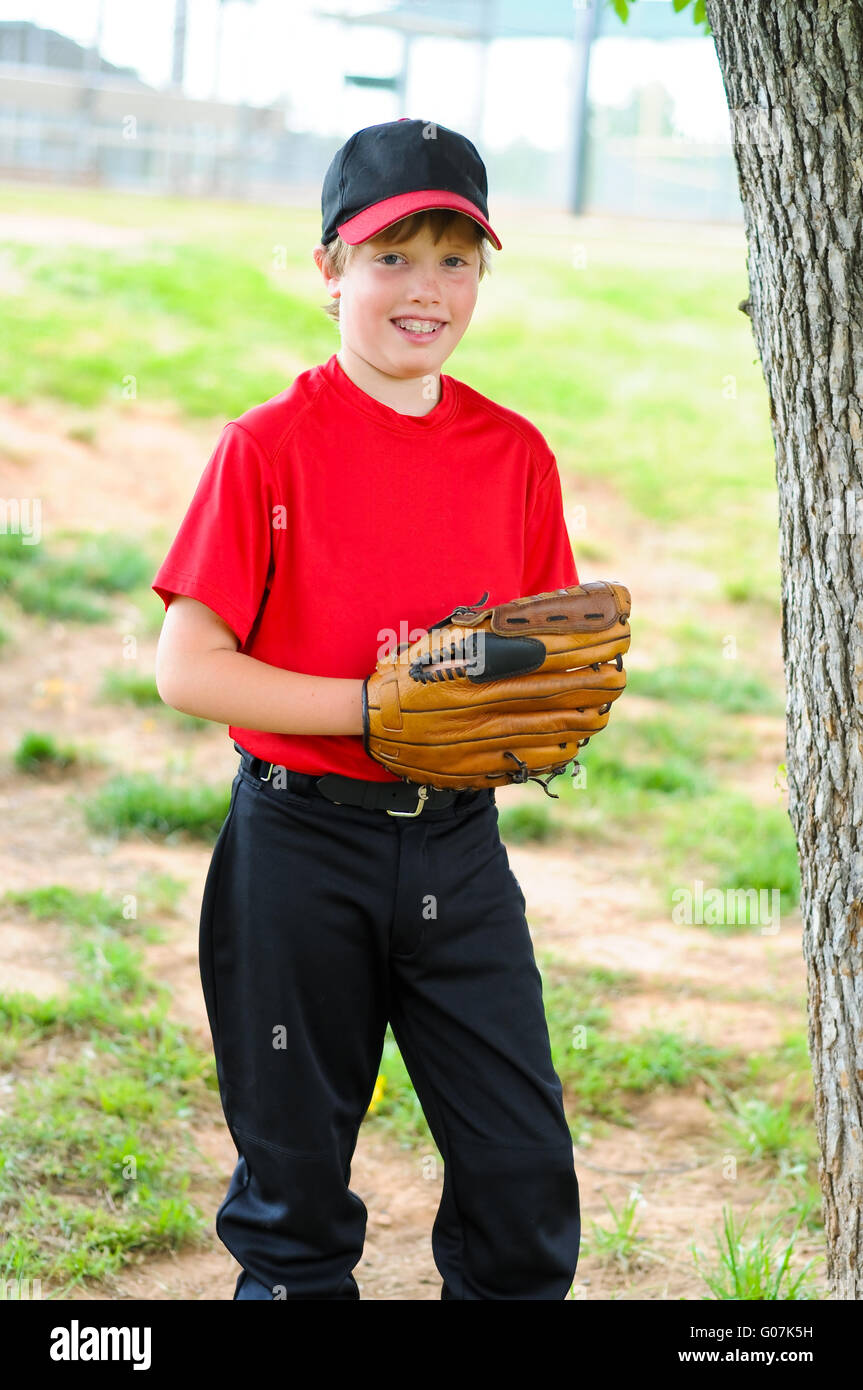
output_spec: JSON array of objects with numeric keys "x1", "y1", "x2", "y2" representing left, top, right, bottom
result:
[{"x1": 362, "y1": 580, "x2": 631, "y2": 796}]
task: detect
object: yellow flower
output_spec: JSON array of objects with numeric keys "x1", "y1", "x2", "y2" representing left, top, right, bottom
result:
[
  {"x1": 367, "y1": 1075, "x2": 386, "y2": 1115},
  {"x1": 32, "y1": 677, "x2": 79, "y2": 710}
]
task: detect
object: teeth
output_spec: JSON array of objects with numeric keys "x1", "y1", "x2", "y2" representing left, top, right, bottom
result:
[{"x1": 394, "y1": 318, "x2": 441, "y2": 333}]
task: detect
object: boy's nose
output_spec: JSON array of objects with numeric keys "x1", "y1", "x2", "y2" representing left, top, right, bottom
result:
[{"x1": 404, "y1": 284, "x2": 443, "y2": 306}]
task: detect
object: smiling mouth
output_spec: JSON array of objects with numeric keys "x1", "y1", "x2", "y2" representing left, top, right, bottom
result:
[{"x1": 391, "y1": 317, "x2": 447, "y2": 341}]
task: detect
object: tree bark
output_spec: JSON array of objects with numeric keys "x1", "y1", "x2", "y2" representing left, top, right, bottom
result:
[{"x1": 704, "y1": 0, "x2": 863, "y2": 1298}]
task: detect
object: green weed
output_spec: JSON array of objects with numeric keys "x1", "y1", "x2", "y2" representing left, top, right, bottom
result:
[
  {"x1": 628, "y1": 662, "x2": 782, "y2": 715},
  {"x1": 13, "y1": 731, "x2": 79, "y2": 774},
  {"x1": 82, "y1": 773, "x2": 229, "y2": 841},
  {"x1": 581, "y1": 1188, "x2": 661, "y2": 1273},
  {"x1": 100, "y1": 667, "x2": 210, "y2": 730},
  {"x1": 496, "y1": 801, "x2": 559, "y2": 843},
  {"x1": 0, "y1": 879, "x2": 218, "y2": 1291},
  {"x1": 691, "y1": 1206, "x2": 821, "y2": 1300},
  {"x1": 661, "y1": 793, "x2": 801, "y2": 915},
  {"x1": 0, "y1": 530, "x2": 155, "y2": 623},
  {"x1": 100, "y1": 669, "x2": 161, "y2": 706}
]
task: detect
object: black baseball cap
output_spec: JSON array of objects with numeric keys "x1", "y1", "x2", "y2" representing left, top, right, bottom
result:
[{"x1": 321, "y1": 117, "x2": 502, "y2": 251}]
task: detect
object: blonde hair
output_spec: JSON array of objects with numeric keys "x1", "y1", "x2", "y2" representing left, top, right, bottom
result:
[{"x1": 317, "y1": 208, "x2": 494, "y2": 324}]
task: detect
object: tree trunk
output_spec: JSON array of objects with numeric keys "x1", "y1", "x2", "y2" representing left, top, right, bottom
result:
[{"x1": 704, "y1": 0, "x2": 863, "y2": 1298}]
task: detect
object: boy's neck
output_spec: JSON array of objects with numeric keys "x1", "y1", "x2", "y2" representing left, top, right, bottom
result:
[{"x1": 336, "y1": 346, "x2": 441, "y2": 417}]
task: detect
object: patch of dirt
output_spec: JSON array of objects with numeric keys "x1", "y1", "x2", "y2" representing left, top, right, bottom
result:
[
  {"x1": 0, "y1": 397, "x2": 218, "y2": 539},
  {"x1": 604, "y1": 990, "x2": 798, "y2": 1053},
  {"x1": 505, "y1": 841, "x2": 804, "y2": 1002},
  {"x1": 0, "y1": 915, "x2": 74, "y2": 999},
  {"x1": 70, "y1": 1123, "x2": 445, "y2": 1302}
]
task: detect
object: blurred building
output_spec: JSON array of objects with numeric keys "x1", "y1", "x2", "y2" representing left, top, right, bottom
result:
[
  {"x1": 0, "y1": 6, "x2": 742, "y2": 222},
  {"x1": 0, "y1": 19, "x2": 328, "y2": 200},
  {"x1": 323, "y1": 0, "x2": 742, "y2": 223}
]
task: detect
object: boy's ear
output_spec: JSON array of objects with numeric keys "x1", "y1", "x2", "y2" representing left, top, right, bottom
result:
[{"x1": 313, "y1": 245, "x2": 339, "y2": 294}]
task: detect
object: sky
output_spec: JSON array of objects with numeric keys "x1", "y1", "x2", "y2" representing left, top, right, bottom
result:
[{"x1": 0, "y1": 0, "x2": 734, "y2": 149}]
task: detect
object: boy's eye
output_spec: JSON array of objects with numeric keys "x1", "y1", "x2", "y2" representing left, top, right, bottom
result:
[{"x1": 375, "y1": 254, "x2": 468, "y2": 267}]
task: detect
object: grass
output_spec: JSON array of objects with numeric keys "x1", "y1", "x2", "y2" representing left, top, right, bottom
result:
[
  {"x1": 0, "y1": 531, "x2": 42, "y2": 585},
  {"x1": 365, "y1": 954, "x2": 817, "y2": 1263},
  {"x1": 4, "y1": 877, "x2": 184, "y2": 939},
  {"x1": 581, "y1": 1188, "x2": 661, "y2": 1274},
  {"x1": 538, "y1": 691, "x2": 797, "y2": 912},
  {"x1": 0, "y1": 239, "x2": 334, "y2": 420},
  {"x1": 563, "y1": 707, "x2": 722, "y2": 807},
  {"x1": 705, "y1": 1038, "x2": 818, "y2": 1181},
  {"x1": 661, "y1": 792, "x2": 801, "y2": 916},
  {"x1": 529, "y1": 718, "x2": 799, "y2": 922},
  {"x1": 100, "y1": 668, "x2": 162, "y2": 706},
  {"x1": 626, "y1": 707, "x2": 756, "y2": 765},
  {"x1": 0, "y1": 885, "x2": 217, "y2": 1292},
  {"x1": 551, "y1": 1020, "x2": 735, "y2": 1129},
  {"x1": 0, "y1": 189, "x2": 780, "y2": 595},
  {"x1": 627, "y1": 661, "x2": 783, "y2": 715},
  {"x1": 366, "y1": 959, "x2": 742, "y2": 1145},
  {"x1": 718, "y1": 1093, "x2": 816, "y2": 1171},
  {"x1": 13, "y1": 731, "x2": 80, "y2": 774},
  {"x1": 624, "y1": 612, "x2": 784, "y2": 716},
  {"x1": 98, "y1": 667, "x2": 210, "y2": 730},
  {"x1": 0, "y1": 877, "x2": 819, "y2": 1294},
  {"x1": 743, "y1": 1028, "x2": 811, "y2": 1083},
  {"x1": 363, "y1": 1032, "x2": 434, "y2": 1148},
  {"x1": 128, "y1": 584, "x2": 172, "y2": 637},
  {"x1": 496, "y1": 800, "x2": 563, "y2": 843},
  {"x1": 82, "y1": 773, "x2": 230, "y2": 842},
  {"x1": 0, "y1": 529, "x2": 156, "y2": 624},
  {"x1": 691, "y1": 1206, "x2": 822, "y2": 1299},
  {"x1": 491, "y1": 717, "x2": 722, "y2": 845},
  {"x1": 497, "y1": 699, "x2": 753, "y2": 847},
  {"x1": 776, "y1": 1176, "x2": 824, "y2": 1236},
  {"x1": 1, "y1": 1032, "x2": 211, "y2": 1292},
  {"x1": 460, "y1": 259, "x2": 780, "y2": 603}
]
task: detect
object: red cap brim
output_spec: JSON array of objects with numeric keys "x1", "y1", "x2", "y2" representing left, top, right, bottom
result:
[{"x1": 337, "y1": 189, "x2": 502, "y2": 251}]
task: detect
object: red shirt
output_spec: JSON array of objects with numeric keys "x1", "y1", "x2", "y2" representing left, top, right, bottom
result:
[{"x1": 151, "y1": 352, "x2": 578, "y2": 780}]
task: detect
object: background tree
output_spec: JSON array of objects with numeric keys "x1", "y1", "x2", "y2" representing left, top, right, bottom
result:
[{"x1": 614, "y1": 0, "x2": 863, "y2": 1299}]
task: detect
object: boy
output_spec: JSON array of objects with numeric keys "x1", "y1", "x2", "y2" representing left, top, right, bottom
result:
[{"x1": 153, "y1": 118, "x2": 581, "y2": 1300}]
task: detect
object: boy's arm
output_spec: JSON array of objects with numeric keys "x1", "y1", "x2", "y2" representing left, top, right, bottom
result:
[{"x1": 155, "y1": 595, "x2": 364, "y2": 736}]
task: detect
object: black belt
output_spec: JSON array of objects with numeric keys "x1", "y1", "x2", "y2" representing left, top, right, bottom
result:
[{"x1": 233, "y1": 742, "x2": 491, "y2": 817}]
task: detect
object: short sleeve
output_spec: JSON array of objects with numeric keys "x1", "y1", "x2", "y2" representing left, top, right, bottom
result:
[
  {"x1": 151, "y1": 422, "x2": 276, "y2": 647},
  {"x1": 522, "y1": 441, "x2": 579, "y2": 595}
]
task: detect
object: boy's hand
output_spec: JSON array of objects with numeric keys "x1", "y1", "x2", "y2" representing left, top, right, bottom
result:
[{"x1": 362, "y1": 580, "x2": 631, "y2": 797}]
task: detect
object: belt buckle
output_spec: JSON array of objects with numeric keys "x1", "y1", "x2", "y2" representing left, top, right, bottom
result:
[
  {"x1": 386, "y1": 785, "x2": 429, "y2": 818},
  {"x1": 258, "y1": 761, "x2": 274, "y2": 782}
]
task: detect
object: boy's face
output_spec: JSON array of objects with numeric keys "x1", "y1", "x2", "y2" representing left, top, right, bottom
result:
[{"x1": 322, "y1": 218, "x2": 480, "y2": 378}]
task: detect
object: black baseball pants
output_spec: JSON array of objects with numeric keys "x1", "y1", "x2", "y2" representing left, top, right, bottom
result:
[{"x1": 198, "y1": 752, "x2": 581, "y2": 1300}]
